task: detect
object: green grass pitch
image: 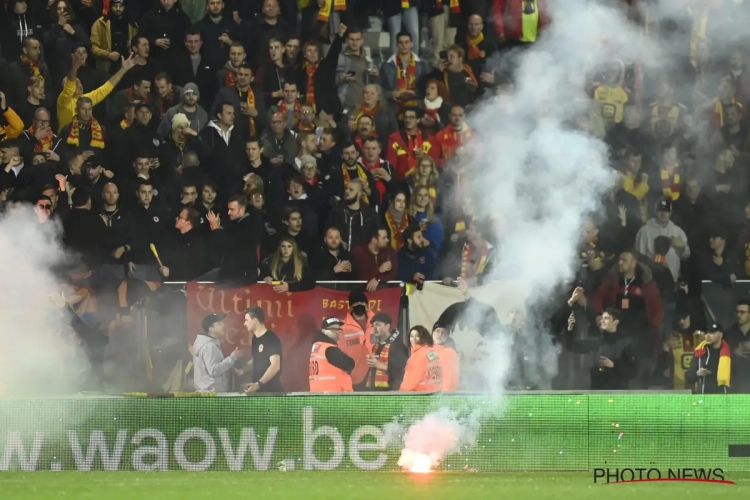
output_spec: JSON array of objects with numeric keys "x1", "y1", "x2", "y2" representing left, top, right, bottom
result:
[{"x1": 1, "y1": 472, "x2": 749, "y2": 499}]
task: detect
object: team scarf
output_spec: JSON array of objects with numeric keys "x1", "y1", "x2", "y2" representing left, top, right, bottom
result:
[
  {"x1": 317, "y1": 0, "x2": 347, "y2": 22},
  {"x1": 444, "y1": 64, "x2": 478, "y2": 92},
  {"x1": 225, "y1": 68, "x2": 237, "y2": 87},
  {"x1": 355, "y1": 106, "x2": 379, "y2": 127},
  {"x1": 341, "y1": 163, "x2": 369, "y2": 205},
  {"x1": 660, "y1": 163, "x2": 680, "y2": 201},
  {"x1": 304, "y1": 62, "x2": 318, "y2": 111},
  {"x1": 466, "y1": 33, "x2": 485, "y2": 60},
  {"x1": 120, "y1": 118, "x2": 130, "y2": 130},
  {"x1": 400, "y1": 0, "x2": 409, "y2": 8},
  {"x1": 279, "y1": 99, "x2": 301, "y2": 125},
  {"x1": 652, "y1": 253, "x2": 667, "y2": 265},
  {"x1": 714, "y1": 98, "x2": 742, "y2": 127},
  {"x1": 460, "y1": 241, "x2": 489, "y2": 280},
  {"x1": 27, "y1": 125, "x2": 52, "y2": 151},
  {"x1": 402, "y1": 130, "x2": 424, "y2": 178},
  {"x1": 239, "y1": 86, "x2": 257, "y2": 137},
  {"x1": 67, "y1": 116, "x2": 105, "y2": 149},
  {"x1": 435, "y1": 0, "x2": 460, "y2": 13},
  {"x1": 396, "y1": 53, "x2": 418, "y2": 116},
  {"x1": 386, "y1": 208, "x2": 408, "y2": 249},
  {"x1": 694, "y1": 339, "x2": 731, "y2": 388},
  {"x1": 297, "y1": 121, "x2": 316, "y2": 132},
  {"x1": 21, "y1": 55, "x2": 43, "y2": 81}
]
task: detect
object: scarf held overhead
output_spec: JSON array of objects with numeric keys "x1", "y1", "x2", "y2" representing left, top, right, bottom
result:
[
  {"x1": 342, "y1": 163, "x2": 369, "y2": 205},
  {"x1": 317, "y1": 0, "x2": 347, "y2": 22}
]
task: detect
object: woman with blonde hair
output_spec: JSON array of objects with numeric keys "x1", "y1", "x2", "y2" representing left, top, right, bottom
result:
[
  {"x1": 408, "y1": 156, "x2": 439, "y2": 204},
  {"x1": 261, "y1": 236, "x2": 314, "y2": 293},
  {"x1": 408, "y1": 184, "x2": 444, "y2": 261},
  {"x1": 349, "y1": 84, "x2": 398, "y2": 139}
]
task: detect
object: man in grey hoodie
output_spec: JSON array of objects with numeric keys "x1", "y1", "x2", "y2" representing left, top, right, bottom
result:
[
  {"x1": 192, "y1": 313, "x2": 246, "y2": 392},
  {"x1": 158, "y1": 83, "x2": 208, "y2": 139},
  {"x1": 635, "y1": 198, "x2": 690, "y2": 282}
]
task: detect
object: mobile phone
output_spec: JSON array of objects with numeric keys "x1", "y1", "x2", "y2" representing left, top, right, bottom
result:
[
  {"x1": 439, "y1": 50, "x2": 448, "y2": 60},
  {"x1": 272, "y1": 281, "x2": 281, "y2": 286}
]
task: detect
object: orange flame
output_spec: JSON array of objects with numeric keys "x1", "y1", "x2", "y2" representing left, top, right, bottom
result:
[{"x1": 409, "y1": 453, "x2": 433, "y2": 474}]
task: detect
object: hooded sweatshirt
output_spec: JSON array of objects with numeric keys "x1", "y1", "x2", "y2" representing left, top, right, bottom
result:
[
  {"x1": 1, "y1": 0, "x2": 41, "y2": 60},
  {"x1": 192, "y1": 333, "x2": 240, "y2": 392},
  {"x1": 635, "y1": 218, "x2": 691, "y2": 281}
]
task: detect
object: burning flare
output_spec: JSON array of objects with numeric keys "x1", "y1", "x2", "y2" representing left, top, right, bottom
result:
[{"x1": 398, "y1": 448, "x2": 439, "y2": 473}]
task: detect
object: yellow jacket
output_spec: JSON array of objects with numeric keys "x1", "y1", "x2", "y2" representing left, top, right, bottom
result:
[
  {"x1": 57, "y1": 79, "x2": 114, "y2": 132},
  {"x1": 0, "y1": 108, "x2": 24, "y2": 140},
  {"x1": 90, "y1": 17, "x2": 138, "y2": 74}
]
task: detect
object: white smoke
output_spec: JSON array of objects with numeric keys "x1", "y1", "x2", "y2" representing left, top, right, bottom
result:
[
  {"x1": 396, "y1": 0, "x2": 666, "y2": 471},
  {"x1": 0, "y1": 207, "x2": 91, "y2": 395}
]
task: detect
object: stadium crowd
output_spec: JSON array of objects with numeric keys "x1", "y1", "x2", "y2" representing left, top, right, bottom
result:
[{"x1": 1, "y1": 0, "x2": 750, "y2": 394}]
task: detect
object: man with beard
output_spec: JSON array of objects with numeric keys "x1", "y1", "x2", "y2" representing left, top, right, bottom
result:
[
  {"x1": 205, "y1": 194, "x2": 262, "y2": 284},
  {"x1": 153, "y1": 73, "x2": 183, "y2": 122},
  {"x1": 364, "y1": 312, "x2": 408, "y2": 391},
  {"x1": 398, "y1": 224, "x2": 436, "y2": 284},
  {"x1": 158, "y1": 84, "x2": 208, "y2": 140},
  {"x1": 158, "y1": 206, "x2": 210, "y2": 281},
  {"x1": 90, "y1": 0, "x2": 138, "y2": 75},
  {"x1": 196, "y1": 0, "x2": 239, "y2": 69},
  {"x1": 326, "y1": 179, "x2": 378, "y2": 252},
  {"x1": 328, "y1": 142, "x2": 378, "y2": 208},
  {"x1": 211, "y1": 64, "x2": 266, "y2": 142},
  {"x1": 313, "y1": 226, "x2": 353, "y2": 281}
]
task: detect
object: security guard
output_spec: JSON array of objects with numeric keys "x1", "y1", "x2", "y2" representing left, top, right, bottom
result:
[
  {"x1": 432, "y1": 322, "x2": 460, "y2": 391},
  {"x1": 309, "y1": 317, "x2": 356, "y2": 392},
  {"x1": 401, "y1": 325, "x2": 442, "y2": 392}
]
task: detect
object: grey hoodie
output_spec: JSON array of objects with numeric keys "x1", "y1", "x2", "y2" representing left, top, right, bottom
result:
[
  {"x1": 192, "y1": 333, "x2": 239, "y2": 392},
  {"x1": 158, "y1": 103, "x2": 209, "y2": 140},
  {"x1": 635, "y1": 218, "x2": 690, "y2": 281}
]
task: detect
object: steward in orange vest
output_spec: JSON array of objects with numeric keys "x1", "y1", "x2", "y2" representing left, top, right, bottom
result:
[
  {"x1": 401, "y1": 325, "x2": 442, "y2": 391},
  {"x1": 365, "y1": 312, "x2": 409, "y2": 390},
  {"x1": 309, "y1": 317, "x2": 355, "y2": 392},
  {"x1": 339, "y1": 290, "x2": 375, "y2": 387},
  {"x1": 432, "y1": 323, "x2": 460, "y2": 391}
]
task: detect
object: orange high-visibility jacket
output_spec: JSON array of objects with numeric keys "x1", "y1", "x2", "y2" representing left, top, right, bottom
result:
[
  {"x1": 434, "y1": 344, "x2": 460, "y2": 391},
  {"x1": 400, "y1": 345, "x2": 442, "y2": 391},
  {"x1": 309, "y1": 342, "x2": 354, "y2": 392}
]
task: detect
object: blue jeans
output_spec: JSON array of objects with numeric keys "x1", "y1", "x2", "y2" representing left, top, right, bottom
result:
[{"x1": 387, "y1": 7, "x2": 420, "y2": 56}]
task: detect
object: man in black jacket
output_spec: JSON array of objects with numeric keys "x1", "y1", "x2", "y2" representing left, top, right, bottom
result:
[
  {"x1": 137, "y1": 0, "x2": 191, "y2": 67},
  {"x1": 309, "y1": 317, "x2": 355, "y2": 391},
  {"x1": 197, "y1": 102, "x2": 246, "y2": 197},
  {"x1": 210, "y1": 64, "x2": 267, "y2": 142},
  {"x1": 195, "y1": 0, "x2": 239, "y2": 69},
  {"x1": 63, "y1": 188, "x2": 108, "y2": 272},
  {"x1": 313, "y1": 227, "x2": 353, "y2": 282},
  {"x1": 127, "y1": 179, "x2": 170, "y2": 281},
  {"x1": 160, "y1": 206, "x2": 210, "y2": 281},
  {"x1": 326, "y1": 178, "x2": 378, "y2": 251},
  {"x1": 172, "y1": 29, "x2": 216, "y2": 109},
  {"x1": 205, "y1": 194, "x2": 262, "y2": 284},
  {"x1": 299, "y1": 23, "x2": 345, "y2": 117},
  {"x1": 564, "y1": 308, "x2": 639, "y2": 390}
]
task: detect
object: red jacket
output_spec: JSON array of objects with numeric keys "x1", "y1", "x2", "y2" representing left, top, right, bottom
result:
[
  {"x1": 593, "y1": 263, "x2": 663, "y2": 353},
  {"x1": 432, "y1": 125, "x2": 476, "y2": 167},
  {"x1": 493, "y1": 0, "x2": 551, "y2": 40},
  {"x1": 386, "y1": 129, "x2": 439, "y2": 180},
  {"x1": 351, "y1": 245, "x2": 398, "y2": 282}
]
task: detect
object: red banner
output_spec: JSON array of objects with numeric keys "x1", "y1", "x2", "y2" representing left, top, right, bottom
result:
[{"x1": 186, "y1": 283, "x2": 402, "y2": 391}]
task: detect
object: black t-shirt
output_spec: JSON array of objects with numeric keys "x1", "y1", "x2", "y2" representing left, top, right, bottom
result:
[{"x1": 251, "y1": 329, "x2": 283, "y2": 392}]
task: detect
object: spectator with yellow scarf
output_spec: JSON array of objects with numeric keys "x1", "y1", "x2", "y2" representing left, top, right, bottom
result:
[{"x1": 687, "y1": 323, "x2": 731, "y2": 394}]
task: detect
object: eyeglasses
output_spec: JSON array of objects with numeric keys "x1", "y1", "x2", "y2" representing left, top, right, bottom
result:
[{"x1": 36, "y1": 204, "x2": 52, "y2": 210}]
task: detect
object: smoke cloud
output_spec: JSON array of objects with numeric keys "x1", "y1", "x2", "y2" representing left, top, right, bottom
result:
[{"x1": 0, "y1": 207, "x2": 92, "y2": 396}]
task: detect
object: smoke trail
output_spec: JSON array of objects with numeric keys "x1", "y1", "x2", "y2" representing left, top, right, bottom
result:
[{"x1": 0, "y1": 207, "x2": 92, "y2": 395}]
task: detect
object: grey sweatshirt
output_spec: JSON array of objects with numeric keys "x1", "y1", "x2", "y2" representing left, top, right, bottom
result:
[
  {"x1": 635, "y1": 218, "x2": 691, "y2": 281},
  {"x1": 192, "y1": 333, "x2": 239, "y2": 392},
  {"x1": 158, "y1": 104, "x2": 209, "y2": 140}
]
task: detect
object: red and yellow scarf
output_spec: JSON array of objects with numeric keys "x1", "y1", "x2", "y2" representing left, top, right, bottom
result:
[
  {"x1": 342, "y1": 163, "x2": 369, "y2": 205},
  {"x1": 466, "y1": 33, "x2": 485, "y2": 60},
  {"x1": 21, "y1": 54, "x2": 42, "y2": 81},
  {"x1": 396, "y1": 54, "x2": 418, "y2": 116},
  {"x1": 304, "y1": 62, "x2": 318, "y2": 111},
  {"x1": 317, "y1": 0, "x2": 347, "y2": 22},
  {"x1": 460, "y1": 241, "x2": 488, "y2": 280},
  {"x1": 403, "y1": 131, "x2": 424, "y2": 178},
  {"x1": 28, "y1": 125, "x2": 52, "y2": 151},
  {"x1": 714, "y1": 98, "x2": 742, "y2": 127},
  {"x1": 355, "y1": 106, "x2": 378, "y2": 127},
  {"x1": 660, "y1": 164, "x2": 680, "y2": 201},
  {"x1": 279, "y1": 99, "x2": 301, "y2": 125},
  {"x1": 435, "y1": 0, "x2": 460, "y2": 13},
  {"x1": 225, "y1": 68, "x2": 236, "y2": 88},
  {"x1": 297, "y1": 122, "x2": 316, "y2": 132},
  {"x1": 239, "y1": 86, "x2": 257, "y2": 137},
  {"x1": 67, "y1": 116, "x2": 105, "y2": 149},
  {"x1": 386, "y1": 210, "x2": 408, "y2": 249},
  {"x1": 445, "y1": 64, "x2": 477, "y2": 92},
  {"x1": 694, "y1": 339, "x2": 731, "y2": 388},
  {"x1": 120, "y1": 118, "x2": 130, "y2": 130}
]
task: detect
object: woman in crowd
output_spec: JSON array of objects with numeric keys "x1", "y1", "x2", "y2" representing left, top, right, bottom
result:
[
  {"x1": 43, "y1": 0, "x2": 89, "y2": 85},
  {"x1": 408, "y1": 156, "x2": 439, "y2": 205},
  {"x1": 408, "y1": 184, "x2": 444, "y2": 261},
  {"x1": 195, "y1": 182, "x2": 221, "y2": 219},
  {"x1": 260, "y1": 235, "x2": 314, "y2": 293},
  {"x1": 382, "y1": 191, "x2": 414, "y2": 251},
  {"x1": 348, "y1": 84, "x2": 398, "y2": 140},
  {"x1": 419, "y1": 79, "x2": 450, "y2": 136},
  {"x1": 400, "y1": 325, "x2": 442, "y2": 392}
]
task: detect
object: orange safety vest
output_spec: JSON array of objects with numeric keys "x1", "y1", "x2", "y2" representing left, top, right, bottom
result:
[
  {"x1": 309, "y1": 342, "x2": 354, "y2": 392},
  {"x1": 338, "y1": 311, "x2": 374, "y2": 385},
  {"x1": 434, "y1": 344, "x2": 460, "y2": 391},
  {"x1": 400, "y1": 345, "x2": 442, "y2": 391}
]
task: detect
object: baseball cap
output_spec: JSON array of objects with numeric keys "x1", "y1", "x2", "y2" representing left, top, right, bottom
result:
[
  {"x1": 706, "y1": 322, "x2": 723, "y2": 334},
  {"x1": 370, "y1": 312, "x2": 392, "y2": 325},
  {"x1": 321, "y1": 317, "x2": 344, "y2": 330},
  {"x1": 133, "y1": 102, "x2": 151, "y2": 113},
  {"x1": 656, "y1": 198, "x2": 672, "y2": 212},
  {"x1": 432, "y1": 322, "x2": 444, "y2": 332},
  {"x1": 112, "y1": 0, "x2": 124, "y2": 4},
  {"x1": 202, "y1": 313, "x2": 225, "y2": 332}
]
